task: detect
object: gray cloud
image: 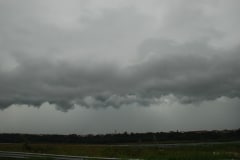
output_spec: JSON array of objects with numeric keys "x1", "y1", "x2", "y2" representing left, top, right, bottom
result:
[
  {"x1": 1, "y1": 40, "x2": 240, "y2": 111},
  {"x1": 0, "y1": 0, "x2": 240, "y2": 111},
  {"x1": 0, "y1": 97, "x2": 239, "y2": 134},
  {"x1": 133, "y1": 40, "x2": 240, "y2": 100}
]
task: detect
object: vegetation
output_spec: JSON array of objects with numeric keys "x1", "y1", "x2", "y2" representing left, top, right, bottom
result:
[
  {"x1": 0, "y1": 158, "x2": 53, "y2": 160},
  {"x1": 0, "y1": 142, "x2": 239, "y2": 159},
  {"x1": 0, "y1": 129, "x2": 239, "y2": 159},
  {"x1": 0, "y1": 129, "x2": 239, "y2": 144}
]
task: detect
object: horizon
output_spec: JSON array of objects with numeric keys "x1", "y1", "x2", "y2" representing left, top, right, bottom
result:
[{"x1": 1, "y1": 128, "x2": 239, "y2": 136}]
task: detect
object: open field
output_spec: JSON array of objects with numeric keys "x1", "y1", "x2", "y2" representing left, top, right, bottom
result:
[
  {"x1": 0, "y1": 142, "x2": 240, "y2": 160},
  {"x1": 0, "y1": 158, "x2": 53, "y2": 160}
]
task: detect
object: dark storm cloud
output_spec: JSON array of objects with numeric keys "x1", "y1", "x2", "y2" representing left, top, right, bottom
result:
[
  {"x1": 0, "y1": 0, "x2": 240, "y2": 111},
  {"x1": 133, "y1": 40, "x2": 240, "y2": 100},
  {"x1": 0, "y1": 40, "x2": 240, "y2": 111}
]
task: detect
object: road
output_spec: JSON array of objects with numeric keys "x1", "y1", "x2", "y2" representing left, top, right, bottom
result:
[{"x1": 0, "y1": 151, "x2": 124, "y2": 160}]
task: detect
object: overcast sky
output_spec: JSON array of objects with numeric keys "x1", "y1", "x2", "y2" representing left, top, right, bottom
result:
[{"x1": 0, "y1": 0, "x2": 239, "y2": 134}]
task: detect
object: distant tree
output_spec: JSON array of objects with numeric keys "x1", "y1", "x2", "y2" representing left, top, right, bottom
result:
[{"x1": 22, "y1": 135, "x2": 32, "y2": 151}]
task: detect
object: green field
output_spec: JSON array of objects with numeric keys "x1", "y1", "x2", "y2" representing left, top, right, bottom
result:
[
  {"x1": 0, "y1": 142, "x2": 239, "y2": 160},
  {"x1": 0, "y1": 158, "x2": 53, "y2": 160},
  {"x1": 0, "y1": 158, "x2": 54, "y2": 160}
]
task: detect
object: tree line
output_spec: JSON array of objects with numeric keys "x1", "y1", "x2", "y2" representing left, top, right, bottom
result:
[{"x1": 0, "y1": 129, "x2": 239, "y2": 144}]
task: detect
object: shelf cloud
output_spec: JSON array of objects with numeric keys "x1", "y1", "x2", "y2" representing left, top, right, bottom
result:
[{"x1": 0, "y1": 0, "x2": 240, "y2": 111}]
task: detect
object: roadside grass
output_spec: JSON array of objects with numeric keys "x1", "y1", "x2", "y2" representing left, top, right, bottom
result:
[
  {"x1": 0, "y1": 157, "x2": 53, "y2": 160},
  {"x1": 0, "y1": 143, "x2": 239, "y2": 160}
]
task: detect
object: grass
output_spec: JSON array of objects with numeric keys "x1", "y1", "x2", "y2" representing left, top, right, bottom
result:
[
  {"x1": 0, "y1": 158, "x2": 53, "y2": 160},
  {"x1": 0, "y1": 142, "x2": 239, "y2": 159}
]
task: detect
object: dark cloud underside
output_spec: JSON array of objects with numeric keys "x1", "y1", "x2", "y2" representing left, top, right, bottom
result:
[
  {"x1": 0, "y1": 0, "x2": 240, "y2": 111},
  {"x1": 0, "y1": 40, "x2": 240, "y2": 110}
]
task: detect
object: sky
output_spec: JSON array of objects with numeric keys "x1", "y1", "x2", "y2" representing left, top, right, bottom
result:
[{"x1": 0, "y1": 0, "x2": 240, "y2": 134}]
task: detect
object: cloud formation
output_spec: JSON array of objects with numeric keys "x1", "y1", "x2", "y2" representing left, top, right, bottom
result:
[{"x1": 0, "y1": 0, "x2": 240, "y2": 111}]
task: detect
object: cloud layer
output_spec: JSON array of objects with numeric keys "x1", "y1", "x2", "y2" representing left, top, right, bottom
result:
[{"x1": 0, "y1": 0, "x2": 240, "y2": 111}]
